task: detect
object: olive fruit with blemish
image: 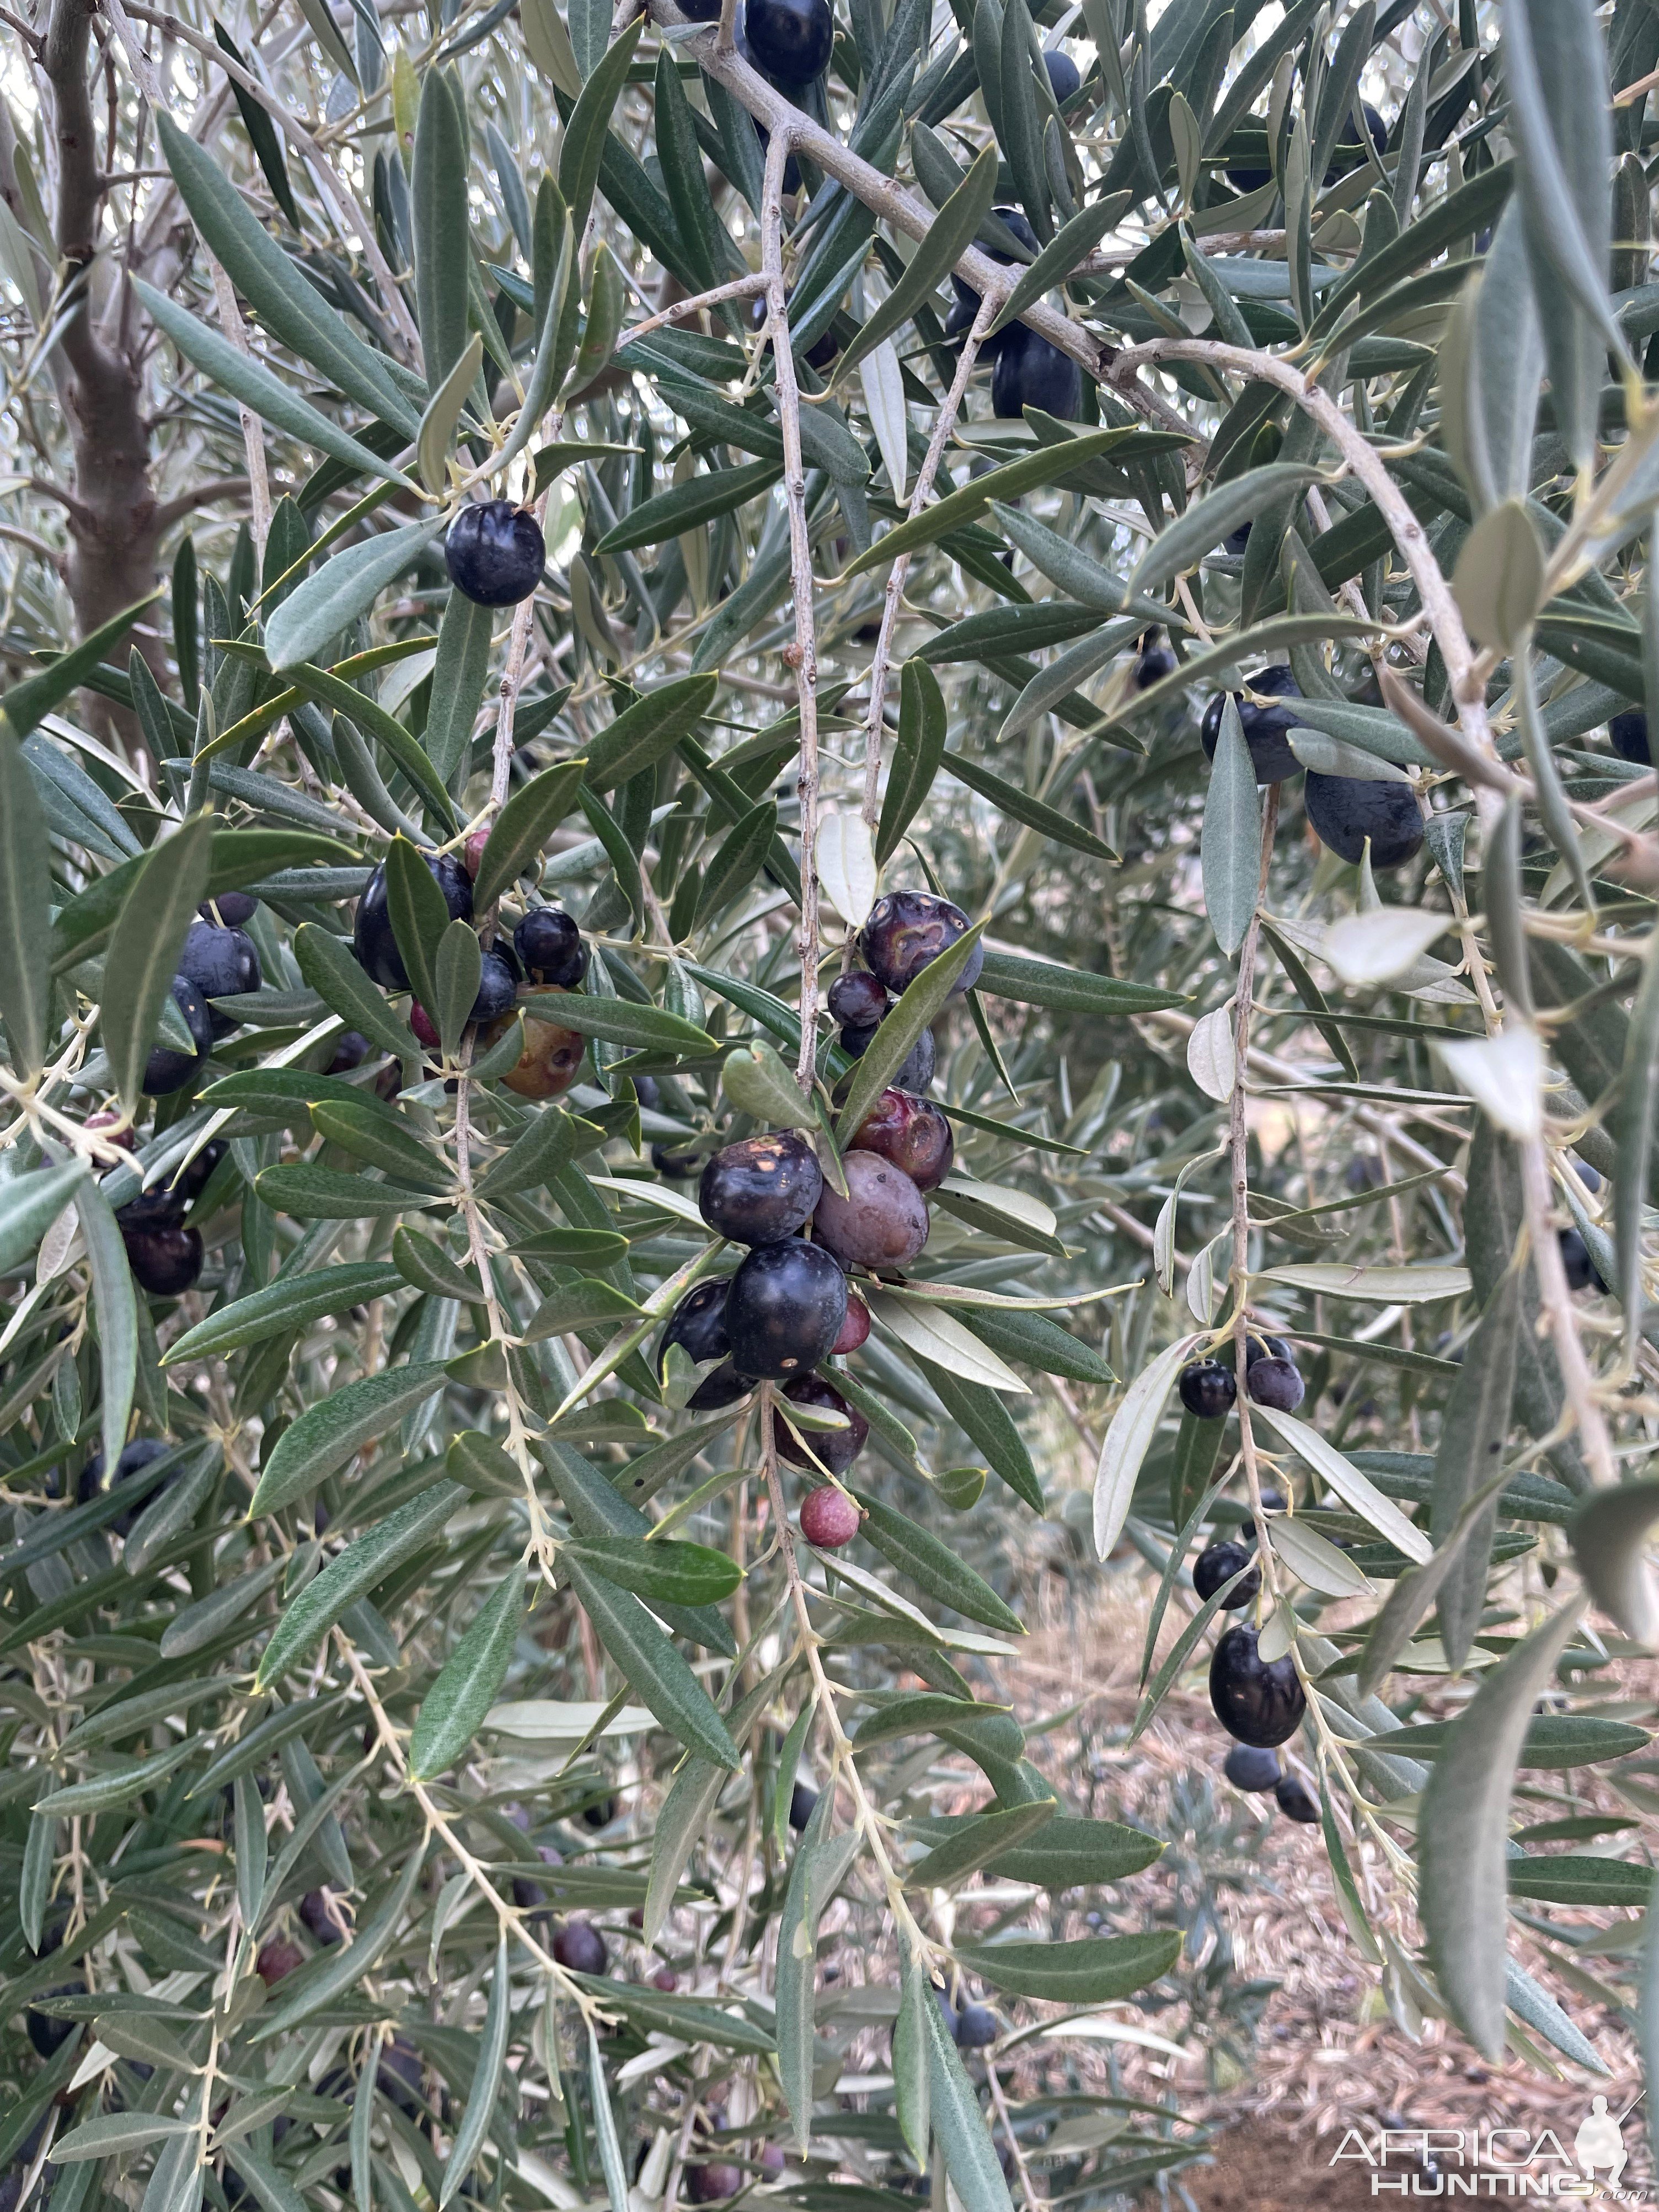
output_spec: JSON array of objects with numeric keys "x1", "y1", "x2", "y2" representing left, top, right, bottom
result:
[
  {"x1": 849, "y1": 1088, "x2": 954, "y2": 1192},
  {"x1": 177, "y1": 918, "x2": 261, "y2": 1038},
  {"x1": 1192, "y1": 1540, "x2": 1260, "y2": 1608},
  {"x1": 355, "y1": 854, "x2": 473, "y2": 991},
  {"x1": 699, "y1": 1130, "x2": 823, "y2": 1246},
  {"x1": 78, "y1": 1437, "x2": 175, "y2": 1537},
  {"x1": 1223, "y1": 1743, "x2": 1281, "y2": 1793},
  {"x1": 1178, "y1": 1360, "x2": 1237, "y2": 1420},
  {"x1": 1612, "y1": 708, "x2": 1650, "y2": 763},
  {"x1": 142, "y1": 974, "x2": 213, "y2": 1097},
  {"x1": 1303, "y1": 768, "x2": 1425, "y2": 870},
  {"x1": 861, "y1": 889, "x2": 981, "y2": 996},
  {"x1": 992, "y1": 320, "x2": 1082, "y2": 421},
  {"x1": 1200, "y1": 665, "x2": 1304, "y2": 783},
  {"x1": 552, "y1": 1919, "x2": 608, "y2": 1974},
  {"x1": 799, "y1": 1483, "x2": 859, "y2": 1548},
  {"x1": 813, "y1": 1151, "x2": 929, "y2": 1271},
  {"x1": 514, "y1": 905, "x2": 587, "y2": 988},
  {"x1": 1560, "y1": 1228, "x2": 1608, "y2": 1294},
  {"x1": 723, "y1": 1239, "x2": 848, "y2": 1378},
  {"x1": 1043, "y1": 48, "x2": 1079, "y2": 101},
  {"x1": 445, "y1": 499, "x2": 545, "y2": 607},
  {"x1": 955, "y1": 2003, "x2": 998, "y2": 2049},
  {"x1": 1209, "y1": 1622, "x2": 1306, "y2": 1748},
  {"x1": 1245, "y1": 1354, "x2": 1305, "y2": 1412},
  {"x1": 487, "y1": 993, "x2": 585, "y2": 1098},
  {"x1": 827, "y1": 969, "x2": 889, "y2": 1027},
  {"x1": 1275, "y1": 1772, "x2": 1319, "y2": 1824},
  {"x1": 778, "y1": 1373, "x2": 868, "y2": 1476},
  {"x1": 743, "y1": 0, "x2": 833, "y2": 83},
  {"x1": 124, "y1": 1223, "x2": 204, "y2": 1297}
]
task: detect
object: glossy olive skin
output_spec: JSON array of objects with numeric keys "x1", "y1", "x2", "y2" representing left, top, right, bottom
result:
[
  {"x1": 552, "y1": 1920, "x2": 608, "y2": 1974},
  {"x1": 814, "y1": 1151, "x2": 929, "y2": 1270},
  {"x1": 1560, "y1": 1228, "x2": 1608, "y2": 1294},
  {"x1": 832, "y1": 1291, "x2": 870, "y2": 1354},
  {"x1": 1200, "y1": 665, "x2": 1304, "y2": 783},
  {"x1": 743, "y1": 0, "x2": 833, "y2": 81},
  {"x1": 485, "y1": 993, "x2": 585, "y2": 1098},
  {"x1": 1612, "y1": 707, "x2": 1650, "y2": 763},
  {"x1": 788, "y1": 1780, "x2": 818, "y2": 1831},
  {"x1": 142, "y1": 974, "x2": 213, "y2": 1097},
  {"x1": 723, "y1": 1239, "x2": 848, "y2": 1379},
  {"x1": 955, "y1": 2003, "x2": 998, "y2": 2049},
  {"x1": 827, "y1": 969, "x2": 889, "y2": 1027},
  {"x1": 1303, "y1": 769, "x2": 1425, "y2": 870},
  {"x1": 1043, "y1": 48, "x2": 1080, "y2": 101},
  {"x1": 699, "y1": 1130, "x2": 824, "y2": 1246},
  {"x1": 115, "y1": 1179, "x2": 186, "y2": 1235},
  {"x1": 659, "y1": 1278, "x2": 733, "y2": 1374},
  {"x1": 178, "y1": 918, "x2": 261, "y2": 1036},
  {"x1": 78, "y1": 1436, "x2": 175, "y2": 1537},
  {"x1": 839, "y1": 1019, "x2": 936, "y2": 1093},
  {"x1": 778, "y1": 1373, "x2": 869, "y2": 1477},
  {"x1": 1192, "y1": 1540, "x2": 1260, "y2": 1608},
  {"x1": 1209, "y1": 1623, "x2": 1307, "y2": 1748},
  {"x1": 861, "y1": 890, "x2": 982, "y2": 996},
  {"x1": 1223, "y1": 1742, "x2": 1281, "y2": 1793},
  {"x1": 355, "y1": 854, "x2": 474, "y2": 990},
  {"x1": 1178, "y1": 1360, "x2": 1237, "y2": 1420},
  {"x1": 445, "y1": 500, "x2": 545, "y2": 607},
  {"x1": 124, "y1": 1223, "x2": 204, "y2": 1297},
  {"x1": 470, "y1": 944, "x2": 521, "y2": 1027},
  {"x1": 849, "y1": 1088, "x2": 954, "y2": 1191},
  {"x1": 799, "y1": 1483, "x2": 860, "y2": 1548},
  {"x1": 992, "y1": 322, "x2": 1082, "y2": 421},
  {"x1": 1245, "y1": 1354, "x2": 1305, "y2": 1412},
  {"x1": 515, "y1": 905, "x2": 588, "y2": 987},
  {"x1": 178, "y1": 1137, "x2": 228, "y2": 1205},
  {"x1": 1275, "y1": 1772, "x2": 1319, "y2": 1823}
]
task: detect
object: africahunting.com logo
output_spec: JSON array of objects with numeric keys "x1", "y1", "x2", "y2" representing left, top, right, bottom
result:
[{"x1": 1326, "y1": 2098, "x2": 1651, "y2": 2197}]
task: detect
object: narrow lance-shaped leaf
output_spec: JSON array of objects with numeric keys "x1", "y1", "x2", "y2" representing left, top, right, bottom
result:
[
  {"x1": 440, "y1": 1931, "x2": 511, "y2": 2207},
  {"x1": 410, "y1": 1571, "x2": 527, "y2": 1781},
  {"x1": 100, "y1": 814, "x2": 214, "y2": 1114}
]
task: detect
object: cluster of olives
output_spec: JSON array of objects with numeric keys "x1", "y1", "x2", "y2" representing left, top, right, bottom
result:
[
  {"x1": 352, "y1": 847, "x2": 588, "y2": 1098},
  {"x1": 140, "y1": 894, "x2": 263, "y2": 1102},
  {"x1": 659, "y1": 890, "x2": 975, "y2": 1543},
  {"x1": 1178, "y1": 1330, "x2": 1306, "y2": 1420},
  {"x1": 444, "y1": 500, "x2": 547, "y2": 608},
  {"x1": 945, "y1": 205, "x2": 1082, "y2": 422},
  {"x1": 1222, "y1": 1743, "x2": 1318, "y2": 1824},
  {"x1": 1199, "y1": 665, "x2": 1425, "y2": 871}
]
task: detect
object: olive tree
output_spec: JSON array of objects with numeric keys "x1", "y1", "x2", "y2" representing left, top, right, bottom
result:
[{"x1": 1, "y1": 0, "x2": 1657, "y2": 2204}]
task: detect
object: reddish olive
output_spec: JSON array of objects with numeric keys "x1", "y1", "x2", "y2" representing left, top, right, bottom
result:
[
  {"x1": 799, "y1": 1484, "x2": 859, "y2": 1548},
  {"x1": 814, "y1": 1151, "x2": 929, "y2": 1271},
  {"x1": 831, "y1": 1291, "x2": 870, "y2": 1354},
  {"x1": 848, "y1": 1088, "x2": 954, "y2": 1192},
  {"x1": 486, "y1": 992, "x2": 585, "y2": 1098}
]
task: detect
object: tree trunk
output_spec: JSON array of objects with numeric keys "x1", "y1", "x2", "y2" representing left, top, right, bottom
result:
[{"x1": 44, "y1": 0, "x2": 164, "y2": 722}]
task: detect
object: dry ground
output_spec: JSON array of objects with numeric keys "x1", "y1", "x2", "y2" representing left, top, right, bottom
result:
[{"x1": 981, "y1": 1547, "x2": 1654, "y2": 2208}]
